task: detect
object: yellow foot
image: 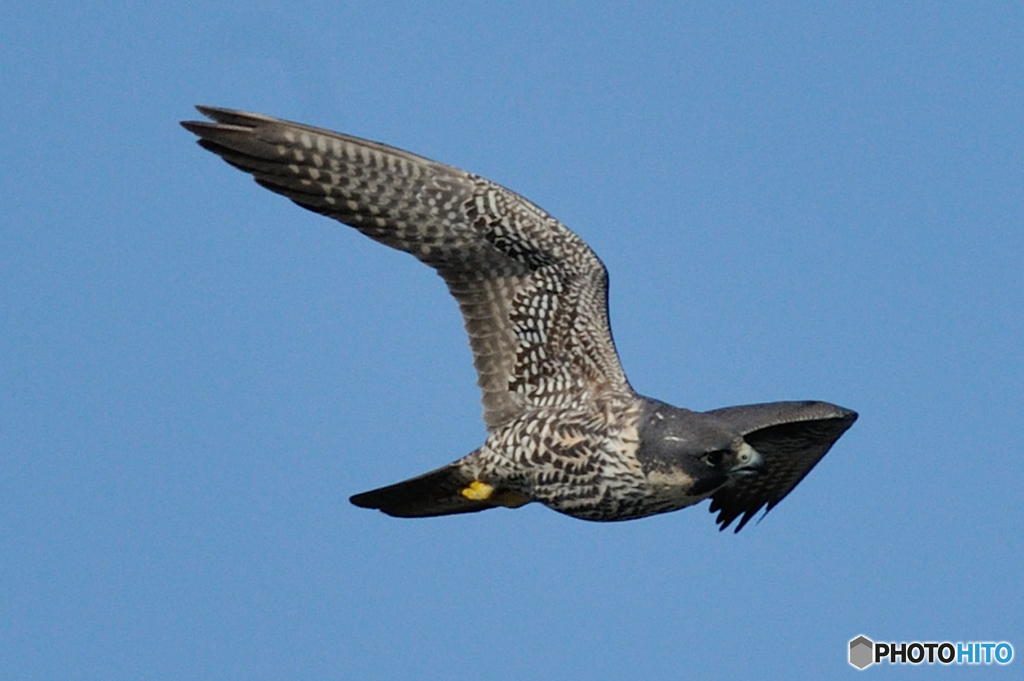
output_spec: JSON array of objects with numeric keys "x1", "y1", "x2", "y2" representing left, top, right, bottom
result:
[
  {"x1": 461, "y1": 480, "x2": 494, "y2": 501},
  {"x1": 460, "y1": 480, "x2": 531, "y2": 508}
]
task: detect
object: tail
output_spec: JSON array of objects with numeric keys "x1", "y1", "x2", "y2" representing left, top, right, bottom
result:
[{"x1": 350, "y1": 463, "x2": 525, "y2": 518}]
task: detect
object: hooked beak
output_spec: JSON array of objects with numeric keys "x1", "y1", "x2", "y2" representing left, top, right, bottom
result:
[{"x1": 729, "y1": 442, "x2": 764, "y2": 476}]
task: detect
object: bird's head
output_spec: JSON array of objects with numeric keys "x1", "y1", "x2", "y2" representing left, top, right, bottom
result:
[{"x1": 636, "y1": 399, "x2": 764, "y2": 498}]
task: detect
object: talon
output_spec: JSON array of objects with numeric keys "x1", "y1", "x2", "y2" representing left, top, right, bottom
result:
[{"x1": 461, "y1": 480, "x2": 494, "y2": 501}]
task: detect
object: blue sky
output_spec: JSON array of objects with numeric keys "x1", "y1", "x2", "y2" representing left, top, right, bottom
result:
[{"x1": 2, "y1": 2, "x2": 1021, "y2": 679}]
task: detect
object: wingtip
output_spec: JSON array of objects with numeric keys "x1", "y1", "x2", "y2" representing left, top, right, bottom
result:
[
  {"x1": 196, "y1": 105, "x2": 248, "y2": 123},
  {"x1": 816, "y1": 402, "x2": 859, "y2": 426},
  {"x1": 179, "y1": 105, "x2": 220, "y2": 136},
  {"x1": 178, "y1": 119, "x2": 208, "y2": 135},
  {"x1": 194, "y1": 104, "x2": 220, "y2": 117},
  {"x1": 180, "y1": 105, "x2": 215, "y2": 127},
  {"x1": 714, "y1": 507, "x2": 762, "y2": 533},
  {"x1": 835, "y1": 405, "x2": 859, "y2": 423},
  {"x1": 181, "y1": 105, "x2": 280, "y2": 137},
  {"x1": 348, "y1": 490, "x2": 379, "y2": 510}
]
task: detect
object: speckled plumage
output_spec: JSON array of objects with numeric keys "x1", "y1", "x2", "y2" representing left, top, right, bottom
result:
[{"x1": 182, "y1": 107, "x2": 857, "y2": 531}]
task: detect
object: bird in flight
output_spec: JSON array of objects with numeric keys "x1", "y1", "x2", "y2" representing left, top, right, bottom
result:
[{"x1": 182, "y1": 106, "x2": 856, "y2": 531}]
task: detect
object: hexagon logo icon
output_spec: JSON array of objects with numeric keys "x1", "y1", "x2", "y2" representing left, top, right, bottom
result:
[{"x1": 849, "y1": 635, "x2": 874, "y2": 669}]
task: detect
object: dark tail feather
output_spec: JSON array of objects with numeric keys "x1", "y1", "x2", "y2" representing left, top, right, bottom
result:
[{"x1": 350, "y1": 464, "x2": 496, "y2": 518}]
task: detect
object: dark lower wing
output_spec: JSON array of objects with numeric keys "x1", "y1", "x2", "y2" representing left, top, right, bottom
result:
[
  {"x1": 705, "y1": 401, "x2": 857, "y2": 532},
  {"x1": 350, "y1": 463, "x2": 495, "y2": 518}
]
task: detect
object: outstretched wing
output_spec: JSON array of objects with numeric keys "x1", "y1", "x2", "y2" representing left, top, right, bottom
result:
[
  {"x1": 705, "y1": 401, "x2": 857, "y2": 532},
  {"x1": 181, "y1": 107, "x2": 632, "y2": 429}
]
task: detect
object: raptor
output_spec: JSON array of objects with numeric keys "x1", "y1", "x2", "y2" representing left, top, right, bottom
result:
[{"x1": 182, "y1": 107, "x2": 857, "y2": 531}]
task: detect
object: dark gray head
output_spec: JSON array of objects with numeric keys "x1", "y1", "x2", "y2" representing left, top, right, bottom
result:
[{"x1": 636, "y1": 398, "x2": 763, "y2": 498}]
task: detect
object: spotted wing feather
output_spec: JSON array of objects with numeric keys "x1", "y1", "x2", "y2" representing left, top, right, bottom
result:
[
  {"x1": 181, "y1": 107, "x2": 632, "y2": 429},
  {"x1": 705, "y1": 401, "x2": 858, "y2": 532}
]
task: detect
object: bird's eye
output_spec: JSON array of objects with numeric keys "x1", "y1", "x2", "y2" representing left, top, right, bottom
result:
[{"x1": 702, "y1": 450, "x2": 726, "y2": 468}]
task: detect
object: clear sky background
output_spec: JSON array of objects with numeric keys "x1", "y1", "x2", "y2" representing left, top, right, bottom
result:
[{"x1": 2, "y1": 2, "x2": 1022, "y2": 679}]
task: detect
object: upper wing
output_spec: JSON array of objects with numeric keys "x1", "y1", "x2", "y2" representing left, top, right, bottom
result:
[
  {"x1": 704, "y1": 401, "x2": 857, "y2": 532},
  {"x1": 181, "y1": 107, "x2": 633, "y2": 429}
]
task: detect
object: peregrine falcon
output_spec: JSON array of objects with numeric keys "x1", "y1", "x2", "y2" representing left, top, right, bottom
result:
[{"x1": 182, "y1": 106, "x2": 857, "y2": 531}]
